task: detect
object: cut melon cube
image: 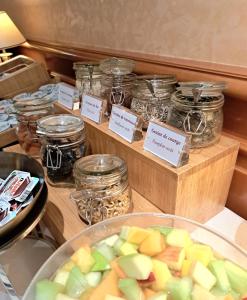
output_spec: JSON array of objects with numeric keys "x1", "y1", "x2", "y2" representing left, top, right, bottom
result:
[
  {"x1": 191, "y1": 284, "x2": 216, "y2": 300},
  {"x1": 120, "y1": 226, "x2": 150, "y2": 244},
  {"x1": 191, "y1": 261, "x2": 216, "y2": 290},
  {"x1": 155, "y1": 246, "x2": 185, "y2": 271},
  {"x1": 54, "y1": 270, "x2": 69, "y2": 287},
  {"x1": 35, "y1": 280, "x2": 64, "y2": 300},
  {"x1": 208, "y1": 260, "x2": 231, "y2": 292},
  {"x1": 150, "y1": 226, "x2": 173, "y2": 236},
  {"x1": 166, "y1": 229, "x2": 192, "y2": 248},
  {"x1": 110, "y1": 259, "x2": 126, "y2": 279},
  {"x1": 91, "y1": 250, "x2": 111, "y2": 272},
  {"x1": 166, "y1": 277, "x2": 192, "y2": 300},
  {"x1": 95, "y1": 243, "x2": 116, "y2": 261},
  {"x1": 186, "y1": 243, "x2": 214, "y2": 266},
  {"x1": 85, "y1": 272, "x2": 102, "y2": 287},
  {"x1": 139, "y1": 230, "x2": 165, "y2": 256},
  {"x1": 61, "y1": 261, "x2": 75, "y2": 272},
  {"x1": 97, "y1": 234, "x2": 119, "y2": 247},
  {"x1": 65, "y1": 266, "x2": 88, "y2": 298},
  {"x1": 119, "y1": 242, "x2": 138, "y2": 256},
  {"x1": 224, "y1": 260, "x2": 247, "y2": 295},
  {"x1": 118, "y1": 253, "x2": 153, "y2": 280},
  {"x1": 118, "y1": 278, "x2": 145, "y2": 300},
  {"x1": 143, "y1": 288, "x2": 156, "y2": 298},
  {"x1": 104, "y1": 295, "x2": 126, "y2": 300},
  {"x1": 151, "y1": 259, "x2": 172, "y2": 291},
  {"x1": 71, "y1": 246, "x2": 95, "y2": 273},
  {"x1": 88, "y1": 270, "x2": 121, "y2": 300}
]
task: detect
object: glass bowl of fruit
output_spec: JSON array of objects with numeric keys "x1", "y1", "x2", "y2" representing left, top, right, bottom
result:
[{"x1": 23, "y1": 213, "x2": 247, "y2": 300}]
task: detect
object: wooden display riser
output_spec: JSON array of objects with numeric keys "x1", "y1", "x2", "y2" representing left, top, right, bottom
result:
[{"x1": 55, "y1": 103, "x2": 240, "y2": 223}]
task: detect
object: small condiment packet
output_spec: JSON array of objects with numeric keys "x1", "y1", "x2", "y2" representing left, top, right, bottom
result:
[
  {"x1": 0, "y1": 200, "x2": 10, "y2": 222},
  {"x1": 0, "y1": 170, "x2": 31, "y2": 202},
  {"x1": 14, "y1": 177, "x2": 39, "y2": 203}
]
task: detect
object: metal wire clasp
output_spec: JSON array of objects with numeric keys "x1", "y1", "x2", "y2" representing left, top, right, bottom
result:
[
  {"x1": 110, "y1": 86, "x2": 125, "y2": 105},
  {"x1": 46, "y1": 145, "x2": 62, "y2": 170}
]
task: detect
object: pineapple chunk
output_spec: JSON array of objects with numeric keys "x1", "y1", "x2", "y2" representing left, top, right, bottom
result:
[{"x1": 186, "y1": 243, "x2": 214, "y2": 266}]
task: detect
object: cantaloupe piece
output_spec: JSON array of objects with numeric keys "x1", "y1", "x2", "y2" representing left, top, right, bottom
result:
[
  {"x1": 71, "y1": 246, "x2": 95, "y2": 273},
  {"x1": 61, "y1": 261, "x2": 76, "y2": 272},
  {"x1": 110, "y1": 259, "x2": 126, "y2": 279},
  {"x1": 88, "y1": 270, "x2": 120, "y2": 300},
  {"x1": 139, "y1": 231, "x2": 165, "y2": 256},
  {"x1": 186, "y1": 243, "x2": 214, "y2": 266},
  {"x1": 155, "y1": 247, "x2": 185, "y2": 271},
  {"x1": 104, "y1": 295, "x2": 126, "y2": 300},
  {"x1": 151, "y1": 259, "x2": 172, "y2": 291},
  {"x1": 143, "y1": 288, "x2": 156, "y2": 298},
  {"x1": 121, "y1": 226, "x2": 150, "y2": 244}
]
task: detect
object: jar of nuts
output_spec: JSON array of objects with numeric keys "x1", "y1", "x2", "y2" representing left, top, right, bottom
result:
[
  {"x1": 72, "y1": 154, "x2": 132, "y2": 225},
  {"x1": 14, "y1": 97, "x2": 54, "y2": 157}
]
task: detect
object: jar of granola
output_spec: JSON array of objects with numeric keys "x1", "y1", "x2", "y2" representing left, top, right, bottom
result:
[{"x1": 72, "y1": 154, "x2": 132, "y2": 224}]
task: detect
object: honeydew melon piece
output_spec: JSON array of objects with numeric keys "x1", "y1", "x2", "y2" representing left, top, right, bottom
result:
[
  {"x1": 211, "y1": 287, "x2": 240, "y2": 300},
  {"x1": 85, "y1": 272, "x2": 102, "y2": 287},
  {"x1": 191, "y1": 284, "x2": 216, "y2": 300},
  {"x1": 113, "y1": 238, "x2": 124, "y2": 254},
  {"x1": 88, "y1": 270, "x2": 121, "y2": 300},
  {"x1": 118, "y1": 253, "x2": 153, "y2": 280},
  {"x1": 181, "y1": 259, "x2": 192, "y2": 277},
  {"x1": 71, "y1": 246, "x2": 95, "y2": 273},
  {"x1": 166, "y1": 229, "x2": 192, "y2": 248},
  {"x1": 95, "y1": 243, "x2": 116, "y2": 261},
  {"x1": 151, "y1": 259, "x2": 172, "y2": 291},
  {"x1": 118, "y1": 278, "x2": 145, "y2": 300},
  {"x1": 150, "y1": 226, "x2": 173, "y2": 236},
  {"x1": 224, "y1": 260, "x2": 247, "y2": 295},
  {"x1": 119, "y1": 242, "x2": 138, "y2": 256},
  {"x1": 155, "y1": 246, "x2": 185, "y2": 271},
  {"x1": 139, "y1": 230, "x2": 165, "y2": 256},
  {"x1": 91, "y1": 250, "x2": 111, "y2": 272},
  {"x1": 120, "y1": 226, "x2": 150, "y2": 244},
  {"x1": 147, "y1": 292, "x2": 167, "y2": 300},
  {"x1": 166, "y1": 277, "x2": 192, "y2": 300},
  {"x1": 56, "y1": 294, "x2": 76, "y2": 300},
  {"x1": 186, "y1": 243, "x2": 214, "y2": 266},
  {"x1": 65, "y1": 266, "x2": 88, "y2": 298},
  {"x1": 54, "y1": 270, "x2": 70, "y2": 287},
  {"x1": 208, "y1": 260, "x2": 231, "y2": 292},
  {"x1": 97, "y1": 234, "x2": 120, "y2": 247},
  {"x1": 191, "y1": 261, "x2": 216, "y2": 290},
  {"x1": 35, "y1": 280, "x2": 64, "y2": 300}
]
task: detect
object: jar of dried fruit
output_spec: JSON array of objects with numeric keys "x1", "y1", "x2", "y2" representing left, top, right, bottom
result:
[
  {"x1": 37, "y1": 114, "x2": 88, "y2": 187},
  {"x1": 14, "y1": 98, "x2": 55, "y2": 157},
  {"x1": 131, "y1": 75, "x2": 177, "y2": 129},
  {"x1": 167, "y1": 82, "x2": 226, "y2": 148},
  {"x1": 72, "y1": 154, "x2": 132, "y2": 224}
]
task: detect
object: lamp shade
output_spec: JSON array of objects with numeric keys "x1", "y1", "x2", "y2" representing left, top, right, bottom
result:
[{"x1": 0, "y1": 11, "x2": 26, "y2": 50}]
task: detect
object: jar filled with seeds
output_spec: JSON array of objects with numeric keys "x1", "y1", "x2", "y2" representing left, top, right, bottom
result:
[
  {"x1": 37, "y1": 114, "x2": 88, "y2": 187},
  {"x1": 73, "y1": 61, "x2": 103, "y2": 98},
  {"x1": 14, "y1": 98, "x2": 55, "y2": 157},
  {"x1": 167, "y1": 82, "x2": 226, "y2": 148},
  {"x1": 100, "y1": 57, "x2": 136, "y2": 115},
  {"x1": 131, "y1": 75, "x2": 177, "y2": 129},
  {"x1": 72, "y1": 154, "x2": 132, "y2": 224}
]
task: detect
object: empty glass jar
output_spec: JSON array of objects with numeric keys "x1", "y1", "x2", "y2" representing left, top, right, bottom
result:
[
  {"x1": 14, "y1": 98, "x2": 54, "y2": 157},
  {"x1": 37, "y1": 114, "x2": 88, "y2": 187},
  {"x1": 167, "y1": 82, "x2": 226, "y2": 148},
  {"x1": 131, "y1": 75, "x2": 177, "y2": 129},
  {"x1": 73, "y1": 61, "x2": 103, "y2": 98},
  {"x1": 72, "y1": 154, "x2": 132, "y2": 225}
]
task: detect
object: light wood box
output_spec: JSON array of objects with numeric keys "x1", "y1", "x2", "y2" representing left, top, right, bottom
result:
[{"x1": 55, "y1": 103, "x2": 239, "y2": 223}]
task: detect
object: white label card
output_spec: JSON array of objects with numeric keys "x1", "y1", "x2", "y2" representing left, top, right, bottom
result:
[
  {"x1": 109, "y1": 105, "x2": 138, "y2": 143},
  {"x1": 58, "y1": 82, "x2": 79, "y2": 110},
  {"x1": 81, "y1": 94, "x2": 104, "y2": 124},
  {"x1": 144, "y1": 121, "x2": 188, "y2": 167}
]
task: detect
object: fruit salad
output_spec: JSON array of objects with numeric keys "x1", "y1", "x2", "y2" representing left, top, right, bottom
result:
[{"x1": 35, "y1": 226, "x2": 247, "y2": 300}]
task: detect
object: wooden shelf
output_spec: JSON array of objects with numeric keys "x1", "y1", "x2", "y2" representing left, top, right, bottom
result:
[
  {"x1": 55, "y1": 103, "x2": 240, "y2": 223},
  {"x1": 0, "y1": 127, "x2": 17, "y2": 148}
]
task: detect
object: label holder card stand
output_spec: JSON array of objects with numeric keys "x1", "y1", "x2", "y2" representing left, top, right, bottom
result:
[{"x1": 81, "y1": 93, "x2": 107, "y2": 124}]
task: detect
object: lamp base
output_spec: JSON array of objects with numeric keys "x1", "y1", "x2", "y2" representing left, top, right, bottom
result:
[{"x1": 0, "y1": 52, "x2": 13, "y2": 62}]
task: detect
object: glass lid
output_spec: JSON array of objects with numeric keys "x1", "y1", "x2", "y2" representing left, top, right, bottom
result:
[
  {"x1": 37, "y1": 114, "x2": 84, "y2": 137},
  {"x1": 73, "y1": 61, "x2": 102, "y2": 76},
  {"x1": 74, "y1": 154, "x2": 126, "y2": 176},
  {"x1": 13, "y1": 97, "x2": 53, "y2": 113},
  {"x1": 177, "y1": 81, "x2": 226, "y2": 97},
  {"x1": 99, "y1": 57, "x2": 135, "y2": 75}
]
